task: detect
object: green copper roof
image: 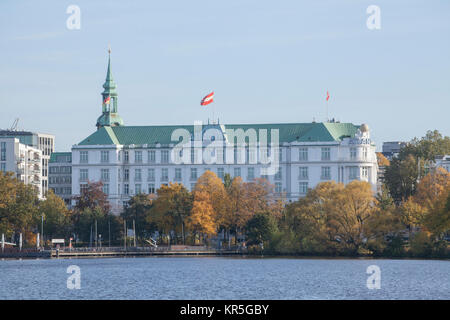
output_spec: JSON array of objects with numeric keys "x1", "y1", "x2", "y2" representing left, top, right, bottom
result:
[
  {"x1": 96, "y1": 50, "x2": 123, "y2": 129},
  {"x1": 78, "y1": 122, "x2": 360, "y2": 146},
  {"x1": 102, "y1": 53, "x2": 117, "y2": 96},
  {"x1": 49, "y1": 152, "x2": 72, "y2": 163}
]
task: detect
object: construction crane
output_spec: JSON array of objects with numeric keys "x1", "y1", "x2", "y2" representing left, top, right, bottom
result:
[{"x1": 10, "y1": 118, "x2": 19, "y2": 131}]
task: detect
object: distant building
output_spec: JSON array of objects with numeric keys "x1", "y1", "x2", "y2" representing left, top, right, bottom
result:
[
  {"x1": 0, "y1": 137, "x2": 43, "y2": 198},
  {"x1": 71, "y1": 51, "x2": 379, "y2": 214},
  {"x1": 48, "y1": 152, "x2": 72, "y2": 206},
  {"x1": 376, "y1": 152, "x2": 390, "y2": 193},
  {"x1": 382, "y1": 141, "x2": 407, "y2": 160},
  {"x1": 435, "y1": 155, "x2": 450, "y2": 172},
  {"x1": 0, "y1": 130, "x2": 55, "y2": 195}
]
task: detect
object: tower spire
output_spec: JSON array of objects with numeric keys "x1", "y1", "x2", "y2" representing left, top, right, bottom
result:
[{"x1": 96, "y1": 46, "x2": 124, "y2": 129}]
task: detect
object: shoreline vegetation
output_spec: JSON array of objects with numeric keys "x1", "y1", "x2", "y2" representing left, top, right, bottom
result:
[{"x1": 1, "y1": 130, "x2": 449, "y2": 259}]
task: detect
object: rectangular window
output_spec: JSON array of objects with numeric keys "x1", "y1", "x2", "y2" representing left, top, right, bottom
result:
[
  {"x1": 299, "y1": 182, "x2": 308, "y2": 194},
  {"x1": 101, "y1": 151, "x2": 109, "y2": 163},
  {"x1": 217, "y1": 167, "x2": 224, "y2": 179},
  {"x1": 190, "y1": 149, "x2": 195, "y2": 164},
  {"x1": 363, "y1": 148, "x2": 368, "y2": 160},
  {"x1": 234, "y1": 167, "x2": 241, "y2": 177},
  {"x1": 249, "y1": 148, "x2": 257, "y2": 164},
  {"x1": 135, "y1": 184, "x2": 141, "y2": 194},
  {"x1": 124, "y1": 184, "x2": 129, "y2": 195},
  {"x1": 175, "y1": 168, "x2": 182, "y2": 181},
  {"x1": 80, "y1": 151, "x2": 88, "y2": 163},
  {"x1": 161, "y1": 168, "x2": 168, "y2": 181},
  {"x1": 148, "y1": 150, "x2": 156, "y2": 163},
  {"x1": 1, "y1": 163, "x2": 6, "y2": 172},
  {"x1": 124, "y1": 151, "x2": 129, "y2": 163},
  {"x1": 0, "y1": 142, "x2": 6, "y2": 161},
  {"x1": 101, "y1": 169, "x2": 109, "y2": 182},
  {"x1": 135, "y1": 151, "x2": 143, "y2": 163},
  {"x1": 102, "y1": 183, "x2": 109, "y2": 195},
  {"x1": 80, "y1": 169, "x2": 88, "y2": 182},
  {"x1": 80, "y1": 184, "x2": 88, "y2": 194},
  {"x1": 148, "y1": 184, "x2": 155, "y2": 194},
  {"x1": 350, "y1": 148, "x2": 357, "y2": 160},
  {"x1": 321, "y1": 166, "x2": 331, "y2": 180},
  {"x1": 247, "y1": 167, "x2": 255, "y2": 180},
  {"x1": 299, "y1": 148, "x2": 308, "y2": 161},
  {"x1": 161, "y1": 150, "x2": 169, "y2": 163},
  {"x1": 299, "y1": 167, "x2": 308, "y2": 180},
  {"x1": 190, "y1": 168, "x2": 197, "y2": 181},
  {"x1": 147, "y1": 168, "x2": 155, "y2": 181},
  {"x1": 275, "y1": 167, "x2": 282, "y2": 180},
  {"x1": 135, "y1": 169, "x2": 142, "y2": 182},
  {"x1": 362, "y1": 167, "x2": 369, "y2": 179},
  {"x1": 275, "y1": 182, "x2": 282, "y2": 193},
  {"x1": 278, "y1": 148, "x2": 282, "y2": 162},
  {"x1": 190, "y1": 183, "x2": 196, "y2": 190},
  {"x1": 321, "y1": 148, "x2": 331, "y2": 161},
  {"x1": 349, "y1": 166, "x2": 358, "y2": 180},
  {"x1": 124, "y1": 168, "x2": 129, "y2": 181}
]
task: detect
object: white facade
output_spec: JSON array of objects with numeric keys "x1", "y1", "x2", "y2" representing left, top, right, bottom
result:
[
  {"x1": 72, "y1": 123, "x2": 378, "y2": 214},
  {"x1": 0, "y1": 137, "x2": 43, "y2": 198},
  {"x1": 435, "y1": 155, "x2": 450, "y2": 172},
  {"x1": 0, "y1": 130, "x2": 54, "y2": 195}
]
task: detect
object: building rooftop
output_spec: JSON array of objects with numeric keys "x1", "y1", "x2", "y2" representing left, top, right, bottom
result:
[
  {"x1": 49, "y1": 152, "x2": 72, "y2": 163},
  {"x1": 77, "y1": 122, "x2": 360, "y2": 146}
]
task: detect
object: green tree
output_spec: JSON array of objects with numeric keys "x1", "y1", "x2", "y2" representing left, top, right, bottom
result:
[
  {"x1": 122, "y1": 193, "x2": 155, "y2": 241},
  {"x1": 38, "y1": 190, "x2": 71, "y2": 239},
  {"x1": 245, "y1": 212, "x2": 278, "y2": 247},
  {"x1": 385, "y1": 130, "x2": 450, "y2": 204}
]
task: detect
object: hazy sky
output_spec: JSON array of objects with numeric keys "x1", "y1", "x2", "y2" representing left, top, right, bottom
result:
[{"x1": 0, "y1": 0, "x2": 449, "y2": 151}]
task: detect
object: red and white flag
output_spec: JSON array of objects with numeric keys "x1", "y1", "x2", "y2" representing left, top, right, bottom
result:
[
  {"x1": 104, "y1": 96, "x2": 111, "y2": 105},
  {"x1": 201, "y1": 91, "x2": 214, "y2": 106},
  {"x1": 326, "y1": 91, "x2": 330, "y2": 101}
]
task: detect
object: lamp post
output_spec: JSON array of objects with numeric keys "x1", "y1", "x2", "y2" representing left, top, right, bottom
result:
[{"x1": 41, "y1": 215, "x2": 44, "y2": 248}]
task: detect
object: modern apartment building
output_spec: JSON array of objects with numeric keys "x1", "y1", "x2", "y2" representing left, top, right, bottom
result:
[
  {"x1": 0, "y1": 137, "x2": 43, "y2": 198},
  {"x1": 0, "y1": 130, "x2": 54, "y2": 195}
]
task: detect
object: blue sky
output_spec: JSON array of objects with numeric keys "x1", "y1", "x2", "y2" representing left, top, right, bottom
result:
[{"x1": 0, "y1": 0, "x2": 449, "y2": 151}]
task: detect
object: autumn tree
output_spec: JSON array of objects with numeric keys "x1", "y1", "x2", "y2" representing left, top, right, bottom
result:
[
  {"x1": 194, "y1": 171, "x2": 228, "y2": 232},
  {"x1": 326, "y1": 181, "x2": 377, "y2": 254},
  {"x1": 0, "y1": 172, "x2": 40, "y2": 241},
  {"x1": 186, "y1": 190, "x2": 216, "y2": 243},
  {"x1": 72, "y1": 181, "x2": 115, "y2": 244},
  {"x1": 149, "y1": 183, "x2": 193, "y2": 244},
  {"x1": 73, "y1": 181, "x2": 110, "y2": 214},
  {"x1": 410, "y1": 168, "x2": 450, "y2": 238}
]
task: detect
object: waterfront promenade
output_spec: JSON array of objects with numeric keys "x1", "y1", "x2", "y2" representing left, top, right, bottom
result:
[{"x1": 0, "y1": 245, "x2": 245, "y2": 259}]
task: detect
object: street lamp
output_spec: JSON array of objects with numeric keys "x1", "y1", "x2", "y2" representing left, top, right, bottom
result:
[{"x1": 41, "y1": 214, "x2": 44, "y2": 248}]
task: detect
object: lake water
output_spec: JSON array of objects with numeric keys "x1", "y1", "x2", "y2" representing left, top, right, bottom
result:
[{"x1": 0, "y1": 257, "x2": 448, "y2": 299}]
